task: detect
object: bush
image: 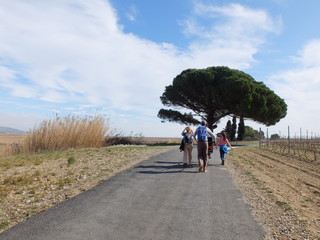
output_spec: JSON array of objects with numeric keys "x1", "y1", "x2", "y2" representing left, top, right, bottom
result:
[
  {"x1": 21, "y1": 114, "x2": 108, "y2": 154},
  {"x1": 67, "y1": 157, "x2": 76, "y2": 166},
  {"x1": 103, "y1": 131, "x2": 145, "y2": 146},
  {"x1": 270, "y1": 133, "x2": 280, "y2": 140}
]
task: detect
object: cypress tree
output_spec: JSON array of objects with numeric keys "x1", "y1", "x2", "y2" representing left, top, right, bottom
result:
[
  {"x1": 231, "y1": 116, "x2": 237, "y2": 141},
  {"x1": 224, "y1": 120, "x2": 232, "y2": 139},
  {"x1": 237, "y1": 116, "x2": 245, "y2": 140}
]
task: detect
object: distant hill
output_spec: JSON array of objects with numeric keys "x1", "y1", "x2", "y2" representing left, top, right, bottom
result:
[{"x1": 0, "y1": 126, "x2": 25, "y2": 134}]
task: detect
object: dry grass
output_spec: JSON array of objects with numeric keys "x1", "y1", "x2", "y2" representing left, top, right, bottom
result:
[
  {"x1": 0, "y1": 115, "x2": 181, "y2": 157},
  {"x1": 0, "y1": 135, "x2": 26, "y2": 156},
  {"x1": 0, "y1": 145, "x2": 176, "y2": 233},
  {"x1": 1, "y1": 115, "x2": 108, "y2": 156},
  {"x1": 21, "y1": 115, "x2": 108, "y2": 154}
]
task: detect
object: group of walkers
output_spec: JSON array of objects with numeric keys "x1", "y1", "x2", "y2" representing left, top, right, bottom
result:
[{"x1": 181, "y1": 120, "x2": 232, "y2": 172}]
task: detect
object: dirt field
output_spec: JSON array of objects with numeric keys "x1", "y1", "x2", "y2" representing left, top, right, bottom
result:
[
  {"x1": 0, "y1": 135, "x2": 319, "y2": 239},
  {"x1": 227, "y1": 146, "x2": 320, "y2": 240}
]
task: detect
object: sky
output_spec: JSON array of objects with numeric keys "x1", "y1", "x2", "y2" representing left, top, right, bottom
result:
[{"x1": 0, "y1": 0, "x2": 320, "y2": 138}]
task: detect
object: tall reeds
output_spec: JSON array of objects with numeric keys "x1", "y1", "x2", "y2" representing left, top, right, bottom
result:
[{"x1": 21, "y1": 115, "x2": 108, "y2": 154}]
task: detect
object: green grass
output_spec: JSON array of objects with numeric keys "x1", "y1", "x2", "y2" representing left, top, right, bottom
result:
[
  {"x1": 0, "y1": 221, "x2": 10, "y2": 230},
  {"x1": 276, "y1": 201, "x2": 293, "y2": 210}
]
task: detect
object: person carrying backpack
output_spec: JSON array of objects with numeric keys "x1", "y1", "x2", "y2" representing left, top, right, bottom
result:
[
  {"x1": 193, "y1": 121, "x2": 215, "y2": 172},
  {"x1": 181, "y1": 126, "x2": 194, "y2": 167},
  {"x1": 207, "y1": 124, "x2": 217, "y2": 159}
]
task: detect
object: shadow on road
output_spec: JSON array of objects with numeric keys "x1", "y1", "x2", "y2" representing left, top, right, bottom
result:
[
  {"x1": 135, "y1": 161, "x2": 198, "y2": 174},
  {"x1": 135, "y1": 160, "x2": 224, "y2": 174}
]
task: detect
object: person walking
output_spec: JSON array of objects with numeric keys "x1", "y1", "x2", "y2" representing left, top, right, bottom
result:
[
  {"x1": 193, "y1": 121, "x2": 215, "y2": 173},
  {"x1": 181, "y1": 126, "x2": 194, "y2": 167},
  {"x1": 216, "y1": 132, "x2": 232, "y2": 165},
  {"x1": 207, "y1": 125, "x2": 217, "y2": 159}
]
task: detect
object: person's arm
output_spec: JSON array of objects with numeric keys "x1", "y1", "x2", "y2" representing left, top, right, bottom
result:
[
  {"x1": 206, "y1": 128, "x2": 215, "y2": 138},
  {"x1": 226, "y1": 139, "x2": 232, "y2": 148},
  {"x1": 216, "y1": 137, "x2": 220, "y2": 148},
  {"x1": 212, "y1": 135, "x2": 216, "y2": 143},
  {"x1": 193, "y1": 128, "x2": 198, "y2": 141}
]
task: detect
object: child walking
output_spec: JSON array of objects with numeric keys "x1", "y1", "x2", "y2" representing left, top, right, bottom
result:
[{"x1": 216, "y1": 132, "x2": 232, "y2": 165}]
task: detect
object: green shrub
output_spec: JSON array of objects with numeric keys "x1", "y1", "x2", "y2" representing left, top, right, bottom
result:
[
  {"x1": 67, "y1": 157, "x2": 76, "y2": 165},
  {"x1": 0, "y1": 221, "x2": 10, "y2": 230},
  {"x1": 276, "y1": 201, "x2": 293, "y2": 210}
]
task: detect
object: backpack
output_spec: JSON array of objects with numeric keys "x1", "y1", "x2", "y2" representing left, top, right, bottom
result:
[
  {"x1": 183, "y1": 135, "x2": 191, "y2": 144},
  {"x1": 179, "y1": 138, "x2": 185, "y2": 151},
  {"x1": 197, "y1": 125, "x2": 207, "y2": 141}
]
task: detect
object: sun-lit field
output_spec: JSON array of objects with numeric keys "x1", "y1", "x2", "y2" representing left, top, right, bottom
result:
[
  {"x1": 0, "y1": 134, "x2": 25, "y2": 144},
  {"x1": 0, "y1": 134, "x2": 27, "y2": 156},
  {"x1": 0, "y1": 134, "x2": 181, "y2": 157}
]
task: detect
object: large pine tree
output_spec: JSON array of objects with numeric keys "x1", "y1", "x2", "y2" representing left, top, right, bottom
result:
[{"x1": 158, "y1": 66, "x2": 287, "y2": 130}]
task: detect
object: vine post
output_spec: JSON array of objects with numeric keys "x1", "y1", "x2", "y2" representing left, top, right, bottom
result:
[{"x1": 288, "y1": 126, "x2": 290, "y2": 154}]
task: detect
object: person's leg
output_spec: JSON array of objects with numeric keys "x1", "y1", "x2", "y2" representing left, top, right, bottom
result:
[
  {"x1": 187, "y1": 144, "x2": 193, "y2": 164},
  {"x1": 203, "y1": 142, "x2": 209, "y2": 172},
  {"x1": 197, "y1": 142, "x2": 205, "y2": 171},
  {"x1": 207, "y1": 137, "x2": 212, "y2": 159},
  {"x1": 183, "y1": 147, "x2": 188, "y2": 167},
  {"x1": 219, "y1": 147, "x2": 225, "y2": 165}
]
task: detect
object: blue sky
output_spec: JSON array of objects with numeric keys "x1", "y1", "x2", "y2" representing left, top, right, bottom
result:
[{"x1": 1, "y1": 0, "x2": 320, "y2": 138}]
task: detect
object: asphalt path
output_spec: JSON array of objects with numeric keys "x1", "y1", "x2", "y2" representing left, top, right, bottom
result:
[{"x1": 0, "y1": 147, "x2": 265, "y2": 240}]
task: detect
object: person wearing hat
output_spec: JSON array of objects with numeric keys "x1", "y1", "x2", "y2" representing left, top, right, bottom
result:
[{"x1": 193, "y1": 120, "x2": 215, "y2": 172}]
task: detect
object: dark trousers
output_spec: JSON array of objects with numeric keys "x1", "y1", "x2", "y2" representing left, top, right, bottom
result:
[
  {"x1": 197, "y1": 141, "x2": 208, "y2": 169},
  {"x1": 219, "y1": 148, "x2": 226, "y2": 161}
]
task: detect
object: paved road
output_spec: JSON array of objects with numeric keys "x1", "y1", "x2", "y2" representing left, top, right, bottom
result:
[{"x1": 0, "y1": 148, "x2": 265, "y2": 240}]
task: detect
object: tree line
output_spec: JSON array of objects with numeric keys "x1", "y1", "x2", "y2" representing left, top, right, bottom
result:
[{"x1": 223, "y1": 116, "x2": 263, "y2": 141}]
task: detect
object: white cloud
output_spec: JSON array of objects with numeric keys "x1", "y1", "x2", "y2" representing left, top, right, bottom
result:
[
  {"x1": 181, "y1": 2, "x2": 282, "y2": 69},
  {"x1": 0, "y1": 0, "x2": 284, "y2": 137},
  {"x1": 0, "y1": 0, "x2": 185, "y2": 113},
  {"x1": 296, "y1": 39, "x2": 320, "y2": 68},
  {"x1": 126, "y1": 4, "x2": 138, "y2": 22},
  {"x1": 268, "y1": 39, "x2": 320, "y2": 136}
]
